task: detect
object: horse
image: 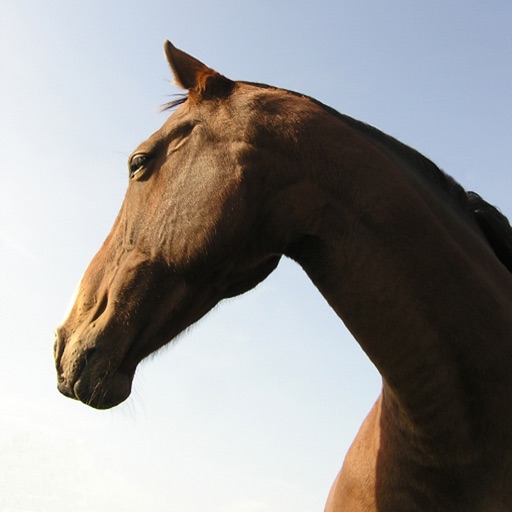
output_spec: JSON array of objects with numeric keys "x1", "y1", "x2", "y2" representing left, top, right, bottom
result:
[{"x1": 54, "y1": 41, "x2": 512, "y2": 511}]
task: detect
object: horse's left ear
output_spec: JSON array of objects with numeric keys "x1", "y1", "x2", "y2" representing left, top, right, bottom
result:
[{"x1": 164, "y1": 40, "x2": 234, "y2": 101}]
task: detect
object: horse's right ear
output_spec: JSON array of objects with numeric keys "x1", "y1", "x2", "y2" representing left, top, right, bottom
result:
[{"x1": 164, "y1": 40, "x2": 234, "y2": 101}]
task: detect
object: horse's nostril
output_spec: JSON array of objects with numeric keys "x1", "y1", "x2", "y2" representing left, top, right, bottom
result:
[{"x1": 57, "y1": 376, "x2": 77, "y2": 400}]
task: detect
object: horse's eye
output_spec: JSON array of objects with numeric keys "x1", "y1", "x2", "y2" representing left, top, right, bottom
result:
[{"x1": 128, "y1": 153, "x2": 151, "y2": 180}]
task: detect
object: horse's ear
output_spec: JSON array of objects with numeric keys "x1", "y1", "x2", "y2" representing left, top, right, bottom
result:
[{"x1": 164, "y1": 40, "x2": 234, "y2": 100}]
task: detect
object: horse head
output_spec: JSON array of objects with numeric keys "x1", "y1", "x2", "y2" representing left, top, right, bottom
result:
[{"x1": 54, "y1": 42, "x2": 304, "y2": 408}]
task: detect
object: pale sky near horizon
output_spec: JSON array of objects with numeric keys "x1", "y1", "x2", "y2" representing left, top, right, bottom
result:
[{"x1": 1, "y1": 2, "x2": 512, "y2": 511}]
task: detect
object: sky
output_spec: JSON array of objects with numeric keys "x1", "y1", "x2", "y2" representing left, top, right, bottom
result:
[{"x1": 1, "y1": 1, "x2": 511, "y2": 511}]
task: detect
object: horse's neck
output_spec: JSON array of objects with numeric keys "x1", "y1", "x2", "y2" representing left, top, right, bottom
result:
[{"x1": 284, "y1": 120, "x2": 512, "y2": 456}]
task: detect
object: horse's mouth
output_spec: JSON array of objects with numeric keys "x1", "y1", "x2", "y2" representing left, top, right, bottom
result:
[
  {"x1": 58, "y1": 367, "x2": 134, "y2": 409},
  {"x1": 56, "y1": 341, "x2": 136, "y2": 410}
]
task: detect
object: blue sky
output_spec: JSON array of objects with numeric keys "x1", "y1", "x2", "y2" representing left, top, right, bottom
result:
[{"x1": 1, "y1": 2, "x2": 511, "y2": 511}]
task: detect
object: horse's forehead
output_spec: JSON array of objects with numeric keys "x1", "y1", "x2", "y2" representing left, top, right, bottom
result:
[{"x1": 151, "y1": 83, "x2": 294, "y2": 147}]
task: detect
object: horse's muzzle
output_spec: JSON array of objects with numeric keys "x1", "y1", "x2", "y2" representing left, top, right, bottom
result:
[{"x1": 54, "y1": 329, "x2": 134, "y2": 409}]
